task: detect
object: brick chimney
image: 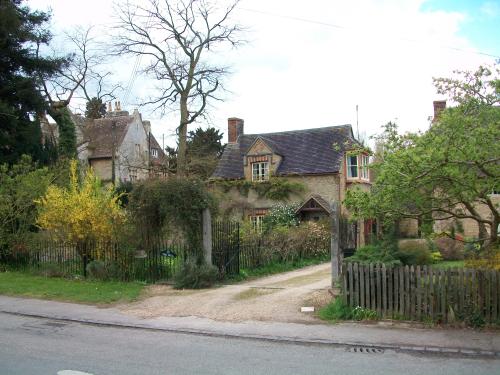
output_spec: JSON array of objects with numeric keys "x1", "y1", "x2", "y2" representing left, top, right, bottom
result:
[
  {"x1": 432, "y1": 100, "x2": 446, "y2": 123},
  {"x1": 228, "y1": 117, "x2": 244, "y2": 143}
]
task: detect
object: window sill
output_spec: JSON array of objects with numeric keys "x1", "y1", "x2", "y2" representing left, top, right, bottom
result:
[{"x1": 346, "y1": 177, "x2": 370, "y2": 183}]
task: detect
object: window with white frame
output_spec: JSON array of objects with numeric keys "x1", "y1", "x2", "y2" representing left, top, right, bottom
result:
[
  {"x1": 347, "y1": 155, "x2": 358, "y2": 178},
  {"x1": 250, "y1": 215, "x2": 264, "y2": 231},
  {"x1": 360, "y1": 155, "x2": 369, "y2": 180},
  {"x1": 151, "y1": 148, "x2": 158, "y2": 158},
  {"x1": 347, "y1": 154, "x2": 369, "y2": 181},
  {"x1": 252, "y1": 162, "x2": 269, "y2": 181}
]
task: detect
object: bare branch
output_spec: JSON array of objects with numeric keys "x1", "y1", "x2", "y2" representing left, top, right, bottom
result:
[{"x1": 113, "y1": 0, "x2": 244, "y2": 175}]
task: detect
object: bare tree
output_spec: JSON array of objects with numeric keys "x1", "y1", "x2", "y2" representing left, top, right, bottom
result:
[
  {"x1": 115, "y1": 0, "x2": 243, "y2": 176},
  {"x1": 39, "y1": 26, "x2": 121, "y2": 156}
]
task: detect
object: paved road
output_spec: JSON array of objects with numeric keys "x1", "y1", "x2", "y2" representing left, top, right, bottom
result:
[{"x1": 1, "y1": 313, "x2": 499, "y2": 375}]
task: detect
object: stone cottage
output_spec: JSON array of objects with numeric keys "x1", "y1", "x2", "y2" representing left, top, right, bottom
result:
[
  {"x1": 211, "y1": 117, "x2": 374, "y2": 246},
  {"x1": 77, "y1": 103, "x2": 166, "y2": 183},
  {"x1": 40, "y1": 102, "x2": 166, "y2": 183}
]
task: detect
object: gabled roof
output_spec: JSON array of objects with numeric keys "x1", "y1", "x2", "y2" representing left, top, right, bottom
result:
[
  {"x1": 83, "y1": 115, "x2": 165, "y2": 161},
  {"x1": 84, "y1": 116, "x2": 133, "y2": 159},
  {"x1": 295, "y1": 195, "x2": 333, "y2": 215},
  {"x1": 149, "y1": 133, "x2": 166, "y2": 165},
  {"x1": 212, "y1": 125, "x2": 358, "y2": 179}
]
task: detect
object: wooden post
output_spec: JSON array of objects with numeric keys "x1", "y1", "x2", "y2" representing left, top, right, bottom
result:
[
  {"x1": 202, "y1": 208, "x2": 212, "y2": 265},
  {"x1": 330, "y1": 201, "x2": 341, "y2": 287}
]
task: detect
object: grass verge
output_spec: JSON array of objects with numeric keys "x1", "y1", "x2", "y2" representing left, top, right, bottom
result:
[
  {"x1": 318, "y1": 297, "x2": 378, "y2": 323},
  {"x1": 0, "y1": 271, "x2": 145, "y2": 304},
  {"x1": 227, "y1": 257, "x2": 329, "y2": 283}
]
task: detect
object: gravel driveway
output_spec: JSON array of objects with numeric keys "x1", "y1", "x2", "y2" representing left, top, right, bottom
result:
[{"x1": 120, "y1": 263, "x2": 332, "y2": 323}]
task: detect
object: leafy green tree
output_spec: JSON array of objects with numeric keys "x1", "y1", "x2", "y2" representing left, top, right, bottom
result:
[
  {"x1": 345, "y1": 64, "x2": 500, "y2": 248},
  {"x1": 0, "y1": 155, "x2": 53, "y2": 252},
  {"x1": 0, "y1": 0, "x2": 63, "y2": 164},
  {"x1": 85, "y1": 97, "x2": 106, "y2": 119}
]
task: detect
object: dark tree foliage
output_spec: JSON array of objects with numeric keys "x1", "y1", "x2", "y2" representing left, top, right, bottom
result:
[
  {"x1": 166, "y1": 126, "x2": 224, "y2": 179},
  {"x1": 0, "y1": 0, "x2": 63, "y2": 164},
  {"x1": 188, "y1": 127, "x2": 224, "y2": 158},
  {"x1": 85, "y1": 97, "x2": 106, "y2": 119}
]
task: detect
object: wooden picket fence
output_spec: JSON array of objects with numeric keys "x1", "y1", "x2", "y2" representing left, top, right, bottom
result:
[{"x1": 342, "y1": 263, "x2": 500, "y2": 324}]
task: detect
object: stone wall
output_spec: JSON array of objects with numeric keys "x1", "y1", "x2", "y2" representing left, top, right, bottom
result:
[{"x1": 89, "y1": 158, "x2": 112, "y2": 182}]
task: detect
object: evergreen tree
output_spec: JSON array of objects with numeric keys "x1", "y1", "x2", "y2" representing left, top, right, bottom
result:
[
  {"x1": 165, "y1": 127, "x2": 225, "y2": 179},
  {"x1": 85, "y1": 97, "x2": 106, "y2": 119},
  {"x1": 0, "y1": 0, "x2": 63, "y2": 164}
]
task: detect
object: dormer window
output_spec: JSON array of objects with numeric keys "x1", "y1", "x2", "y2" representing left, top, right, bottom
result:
[
  {"x1": 347, "y1": 154, "x2": 369, "y2": 181},
  {"x1": 252, "y1": 162, "x2": 269, "y2": 181}
]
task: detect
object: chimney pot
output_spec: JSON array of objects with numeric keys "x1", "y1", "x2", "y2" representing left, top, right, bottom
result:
[{"x1": 228, "y1": 117, "x2": 244, "y2": 143}]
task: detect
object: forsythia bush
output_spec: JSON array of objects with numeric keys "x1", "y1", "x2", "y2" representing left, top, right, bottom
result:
[{"x1": 36, "y1": 161, "x2": 126, "y2": 245}]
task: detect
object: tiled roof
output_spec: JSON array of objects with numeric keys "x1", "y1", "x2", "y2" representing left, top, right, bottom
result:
[
  {"x1": 212, "y1": 125, "x2": 357, "y2": 179},
  {"x1": 83, "y1": 115, "x2": 165, "y2": 161},
  {"x1": 85, "y1": 116, "x2": 133, "y2": 159}
]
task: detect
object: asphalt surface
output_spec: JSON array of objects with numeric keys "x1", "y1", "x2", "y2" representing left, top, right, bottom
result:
[{"x1": 1, "y1": 313, "x2": 499, "y2": 375}]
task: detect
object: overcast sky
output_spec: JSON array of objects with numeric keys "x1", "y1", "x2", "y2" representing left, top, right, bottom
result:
[{"x1": 30, "y1": 0, "x2": 500, "y2": 147}]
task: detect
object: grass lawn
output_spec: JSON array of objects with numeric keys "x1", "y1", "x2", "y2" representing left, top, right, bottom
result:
[
  {"x1": 0, "y1": 271, "x2": 145, "y2": 304},
  {"x1": 432, "y1": 260, "x2": 465, "y2": 269}
]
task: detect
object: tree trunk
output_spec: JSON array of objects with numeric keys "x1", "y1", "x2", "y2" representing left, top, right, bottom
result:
[
  {"x1": 478, "y1": 221, "x2": 489, "y2": 245},
  {"x1": 487, "y1": 217, "x2": 499, "y2": 249},
  {"x1": 177, "y1": 96, "x2": 189, "y2": 177},
  {"x1": 48, "y1": 103, "x2": 77, "y2": 159}
]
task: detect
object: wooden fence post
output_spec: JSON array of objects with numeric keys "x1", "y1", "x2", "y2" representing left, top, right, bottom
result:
[
  {"x1": 330, "y1": 201, "x2": 341, "y2": 287},
  {"x1": 202, "y1": 208, "x2": 212, "y2": 265}
]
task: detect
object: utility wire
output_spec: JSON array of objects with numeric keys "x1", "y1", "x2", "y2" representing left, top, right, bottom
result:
[
  {"x1": 123, "y1": 14, "x2": 154, "y2": 105},
  {"x1": 240, "y1": 7, "x2": 500, "y2": 59}
]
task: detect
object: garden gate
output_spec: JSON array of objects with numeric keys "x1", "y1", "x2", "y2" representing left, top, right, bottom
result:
[{"x1": 211, "y1": 221, "x2": 240, "y2": 276}]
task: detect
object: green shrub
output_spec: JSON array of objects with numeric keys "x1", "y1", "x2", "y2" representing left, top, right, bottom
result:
[
  {"x1": 86, "y1": 260, "x2": 119, "y2": 281},
  {"x1": 397, "y1": 239, "x2": 433, "y2": 265},
  {"x1": 431, "y1": 251, "x2": 443, "y2": 263},
  {"x1": 173, "y1": 259, "x2": 218, "y2": 289},
  {"x1": 262, "y1": 203, "x2": 300, "y2": 230},
  {"x1": 346, "y1": 244, "x2": 401, "y2": 266},
  {"x1": 240, "y1": 221, "x2": 330, "y2": 266},
  {"x1": 319, "y1": 297, "x2": 378, "y2": 321}
]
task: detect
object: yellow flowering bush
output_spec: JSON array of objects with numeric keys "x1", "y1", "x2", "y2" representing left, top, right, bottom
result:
[{"x1": 36, "y1": 160, "x2": 127, "y2": 246}]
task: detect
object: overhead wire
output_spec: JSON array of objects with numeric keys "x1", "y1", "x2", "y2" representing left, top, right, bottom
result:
[
  {"x1": 240, "y1": 7, "x2": 500, "y2": 59},
  {"x1": 122, "y1": 13, "x2": 154, "y2": 105}
]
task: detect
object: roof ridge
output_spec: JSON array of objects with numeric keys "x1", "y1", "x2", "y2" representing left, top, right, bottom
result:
[{"x1": 243, "y1": 124, "x2": 352, "y2": 137}]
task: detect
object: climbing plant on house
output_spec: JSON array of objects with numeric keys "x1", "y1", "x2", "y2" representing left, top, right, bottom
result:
[{"x1": 128, "y1": 178, "x2": 215, "y2": 259}]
